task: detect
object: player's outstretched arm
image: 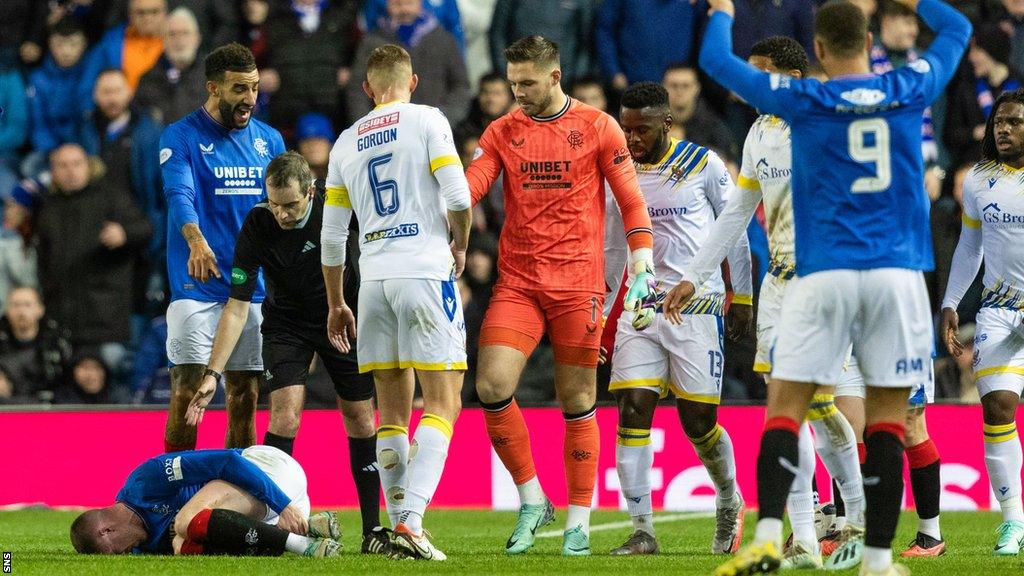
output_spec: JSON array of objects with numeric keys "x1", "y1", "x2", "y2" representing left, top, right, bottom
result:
[{"x1": 185, "y1": 297, "x2": 251, "y2": 426}]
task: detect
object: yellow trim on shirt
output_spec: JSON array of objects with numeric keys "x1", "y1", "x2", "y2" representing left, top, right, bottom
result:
[
  {"x1": 961, "y1": 213, "x2": 981, "y2": 229},
  {"x1": 358, "y1": 360, "x2": 469, "y2": 374},
  {"x1": 732, "y1": 294, "x2": 753, "y2": 306},
  {"x1": 753, "y1": 361, "x2": 772, "y2": 373},
  {"x1": 737, "y1": 174, "x2": 761, "y2": 191},
  {"x1": 325, "y1": 186, "x2": 352, "y2": 208},
  {"x1": 430, "y1": 155, "x2": 461, "y2": 173}
]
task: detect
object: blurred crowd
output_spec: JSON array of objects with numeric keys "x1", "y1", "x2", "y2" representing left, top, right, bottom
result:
[{"x1": 0, "y1": 0, "x2": 1013, "y2": 406}]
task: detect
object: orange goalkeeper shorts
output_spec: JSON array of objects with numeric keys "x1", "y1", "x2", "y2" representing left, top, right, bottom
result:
[{"x1": 479, "y1": 283, "x2": 604, "y2": 367}]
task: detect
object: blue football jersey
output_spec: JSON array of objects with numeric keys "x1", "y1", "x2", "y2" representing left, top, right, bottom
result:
[
  {"x1": 116, "y1": 449, "x2": 292, "y2": 553},
  {"x1": 159, "y1": 109, "x2": 285, "y2": 302},
  {"x1": 700, "y1": 0, "x2": 970, "y2": 275}
]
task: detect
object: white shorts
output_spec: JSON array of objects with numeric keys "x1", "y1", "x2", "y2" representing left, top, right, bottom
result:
[
  {"x1": 754, "y1": 272, "x2": 789, "y2": 373},
  {"x1": 166, "y1": 299, "x2": 264, "y2": 370},
  {"x1": 834, "y1": 354, "x2": 934, "y2": 406},
  {"x1": 773, "y1": 269, "x2": 933, "y2": 388},
  {"x1": 357, "y1": 278, "x2": 467, "y2": 373},
  {"x1": 241, "y1": 445, "x2": 310, "y2": 524},
  {"x1": 973, "y1": 307, "x2": 1024, "y2": 397},
  {"x1": 609, "y1": 313, "x2": 725, "y2": 404}
]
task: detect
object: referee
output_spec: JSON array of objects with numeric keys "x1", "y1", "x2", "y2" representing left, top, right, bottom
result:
[{"x1": 184, "y1": 152, "x2": 390, "y2": 554}]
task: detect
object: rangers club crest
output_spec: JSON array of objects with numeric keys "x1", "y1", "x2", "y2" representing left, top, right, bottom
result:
[
  {"x1": 253, "y1": 137, "x2": 269, "y2": 158},
  {"x1": 567, "y1": 130, "x2": 584, "y2": 150}
]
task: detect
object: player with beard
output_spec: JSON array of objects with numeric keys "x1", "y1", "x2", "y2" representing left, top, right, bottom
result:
[
  {"x1": 159, "y1": 43, "x2": 285, "y2": 452},
  {"x1": 942, "y1": 90, "x2": 1024, "y2": 556}
]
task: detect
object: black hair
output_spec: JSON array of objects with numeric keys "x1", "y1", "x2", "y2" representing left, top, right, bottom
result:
[
  {"x1": 204, "y1": 42, "x2": 256, "y2": 82},
  {"x1": 750, "y1": 36, "x2": 810, "y2": 76},
  {"x1": 815, "y1": 1, "x2": 870, "y2": 59},
  {"x1": 478, "y1": 71, "x2": 507, "y2": 86},
  {"x1": 504, "y1": 35, "x2": 560, "y2": 68},
  {"x1": 620, "y1": 81, "x2": 669, "y2": 111},
  {"x1": 983, "y1": 89, "x2": 1024, "y2": 161},
  {"x1": 50, "y1": 17, "x2": 85, "y2": 38}
]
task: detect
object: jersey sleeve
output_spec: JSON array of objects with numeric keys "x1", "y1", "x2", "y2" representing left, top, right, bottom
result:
[
  {"x1": 324, "y1": 139, "x2": 352, "y2": 210},
  {"x1": 697, "y1": 11, "x2": 804, "y2": 121},
  {"x1": 323, "y1": 141, "x2": 354, "y2": 267},
  {"x1": 597, "y1": 114, "x2": 653, "y2": 250},
  {"x1": 961, "y1": 170, "x2": 981, "y2": 229},
  {"x1": 915, "y1": 0, "x2": 972, "y2": 104},
  {"x1": 229, "y1": 213, "x2": 262, "y2": 302},
  {"x1": 737, "y1": 126, "x2": 761, "y2": 193},
  {"x1": 424, "y1": 108, "x2": 461, "y2": 174},
  {"x1": 159, "y1": 126, "x2": 199, "y2": 233},
  {"x1": 465, "y1": 122, "x2": 504, "y2": 205},
  {"x1": 705, "y1": 153, "x2": 754, "y2": 300},
  {"x1": 941, "y1": 170, "x2": 983, "y2": 310}
]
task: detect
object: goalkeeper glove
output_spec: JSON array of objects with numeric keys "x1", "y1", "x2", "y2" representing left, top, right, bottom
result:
[{"x1": 623, "y1": 250, "x2": 660, "y2": 330}]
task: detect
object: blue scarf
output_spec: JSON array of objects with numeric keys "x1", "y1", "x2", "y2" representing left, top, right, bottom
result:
[
  {"x1": 388, "y1": 13, "x2": 438, "y2": 48},
  {"x1": 871, "y1": 44, "x2": 938, "y2": 163}
]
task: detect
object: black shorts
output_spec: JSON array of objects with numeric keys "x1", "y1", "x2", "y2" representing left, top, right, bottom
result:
[{"x1": 261, "y1": 326, "x2": 373, "y2": 402}]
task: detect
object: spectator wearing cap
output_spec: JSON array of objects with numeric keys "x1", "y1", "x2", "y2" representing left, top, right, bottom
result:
[
  {"x1": 136, "y1": 6, "x2": 205, "y2": 125},
  {"x1": 294, "y1": 112, "x2": 334, "y2": 185},
  {"x1": 945, "y1": 22, "x2": 1024, "y2": 167}
]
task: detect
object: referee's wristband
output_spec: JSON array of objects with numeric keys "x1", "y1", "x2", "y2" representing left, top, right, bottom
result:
[{"x1": 204, "y1": 368, "x2": 223, "y2": 386}]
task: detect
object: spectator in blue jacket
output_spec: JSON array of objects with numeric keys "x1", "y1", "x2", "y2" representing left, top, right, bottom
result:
[
  {"x1": 596, "y1": 0, "x2": 707, "y2": 90},
  {"x1": 0, "y1": 63, "x2": 27, "y2": 198},
  {"x1": 79, "y1": 0, "x2": 167, "y2": 107},
  {"x1": 364, "y1": 0, "x2": 464, "y2": 52},
  {"x1": 26, "y1": 19, "x2": 90, "y2": 175}
]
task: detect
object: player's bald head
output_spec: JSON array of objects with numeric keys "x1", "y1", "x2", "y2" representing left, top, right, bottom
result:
[
  {"x1": 504, "y1": 35, "x2": 561, "y2": 72},
  {"x1": 815, "y1": 1, "x2": 871, "y2": 60},
  {"x1": 366, "y1": 44, "x2": 414, "y2": 91}
]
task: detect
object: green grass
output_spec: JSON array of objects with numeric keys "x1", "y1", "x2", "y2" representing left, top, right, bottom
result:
[{"x1": 2, "y1": 508, "x2": 1022, "y2": 575}]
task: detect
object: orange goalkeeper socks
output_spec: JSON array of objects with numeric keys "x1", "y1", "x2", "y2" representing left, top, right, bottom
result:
[
  {"x1": 482, "y1": 397, "x2": 537, "y2": 485},
  {"x1": 564, "y1": 407, "x2": 599, "y2": 507}
]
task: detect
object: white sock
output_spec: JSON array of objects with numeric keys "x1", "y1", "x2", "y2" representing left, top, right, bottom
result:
[
  {"x1": 754, "y1": 518, "x2": 784, "y2": 547},
  {"x1": 616, "y1": 428, "x2": 655, "y2": 535},
  {"x1": 863, "y1": 545, "x2": 892, "y2": 573},
  {"x1": 787, "y1": 422, "x2": 819, "y2": 552},
  {"x1": 984, "y1": 423, "x2": 1024, "y2": 522},
  {"x1": 691, "y1": 424, "x2": 738, "y2": 506},
  {"x1": 808, "y1": 399, "x2": 865, "y2": 526},
  {"x1": 918, "y1": 515, "x2": 941, "y2": 540},
  {"x1": 835, "y1": 516, "x2": 848, "y2": 531},
  {"x1": 402, "y1": 414, "x2": 453, "y2": 533},
  {"x1": 377, "y1": 425, "x2": 410, "y2": 528},
  {"x1": 285, "y1": 533, "x2": 312, "y2": 554},
  {"x1": 517, "y1": 476, "x2": 546, "y2": 506},
  {"x1": 566, "y1": 504, "x2": 591, "y2": 535}
]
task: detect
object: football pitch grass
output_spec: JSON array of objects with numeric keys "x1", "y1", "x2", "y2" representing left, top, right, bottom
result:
[{"x1": 2, "y1": 508, "x2": 1019, "y2": 575}]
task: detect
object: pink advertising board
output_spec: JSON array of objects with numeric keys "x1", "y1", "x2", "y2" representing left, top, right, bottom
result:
[{"x1": 0, "y1": 406, "x2": 1013, "y2": 510}]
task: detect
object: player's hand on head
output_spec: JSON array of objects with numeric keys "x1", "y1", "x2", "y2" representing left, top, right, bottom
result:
[
  {"x1": 185, "y1": 375, "x2": 218, "y2": 426},
  {"x1": 327, "y1": 304, "x2": 357, "y2": 354},
  {"x1": 941, "y1": 307, "x2": 963, "y2": 357},
  {"x1": 727, "y1": 301, "x2": 753, "y2": 341},
  {"x1": 664, "y1": 281, "x2": 696, "y2": 326},
  {"x1": 277, "y1": 504, "x2": 308, "y2": 535},
  {"x1": 99, "y1": 221, "x2": 127, "y2": 249},
  {"x1": 705, "y1": 0, "x2": 735, "y2": 17},
  {"x1": 187, "y1": 237, "x2": 221, "y2": 283}
]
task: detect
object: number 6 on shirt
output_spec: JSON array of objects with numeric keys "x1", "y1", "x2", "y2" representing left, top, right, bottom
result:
[
  {"x1": 368, "y1": 153, "x2": 400, "y2": 216},
  {"x1": 848, "y1": 118, "x2": 892, "y2": 193}
]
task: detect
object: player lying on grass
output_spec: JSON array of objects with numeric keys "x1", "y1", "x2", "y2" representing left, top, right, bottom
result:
[{"x1": 69, "y1": 445, "x2": 341, "y2": 557}]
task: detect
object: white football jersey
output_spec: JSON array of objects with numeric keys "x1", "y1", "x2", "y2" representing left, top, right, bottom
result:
[
  {"x1": 325, "y1": 102, "x2": 461, "y2": 282},
  {"x1": 738, "y1": 114, "x2": 795, "y2": 277},
  {"x1": 962, "y1": 161, "x2": 1024, "y2": 308},
  {"x1": 607, "y1": 139, "x2": 743, "y2": 315}
]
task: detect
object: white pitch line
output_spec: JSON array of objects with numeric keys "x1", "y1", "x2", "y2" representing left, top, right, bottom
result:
[{"x1": 537, "y1": 511, "x2": 716, "y2": 538}]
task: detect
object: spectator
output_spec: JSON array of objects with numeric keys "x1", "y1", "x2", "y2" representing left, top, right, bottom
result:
[
  {"x1": 81, "y1": 0, "x2": 167, "y2": 103},
  {"x1": 455, "y1": 0, "x2": 496, "y2": 89},
  {"x1": 0, "y1": 179, "x2": 41, "y2": 314},
  {"x1": 570, "y1": 76, "x2": 607, "y2": 113},
  {"x1": 348, "y1": 0, "x2": 471, "y2": 124},
  {"x1": 261, "y1": 0, "x2": 360, "y2": 135},
  {"x1": 363, "y1": 0, "x2": 464, "y2": 51},
  {"x1": 489, "y1": 0, "x2": 593, "y2": 86},
  {"x1": 36, "y1": 144, "x2": 152, "y2": 378},
  {"x1": 26, "y1": 18, "x2": 90, "y2": 174},
  {"x1": 662, "y1": 64, "x2": 738, "y2": 167},
  {"x1": 992, "y1": 0, "x2": 1024, "y2": 80},
  {"x1": 596, "y1": 0, "x2": 707, "y2": 89},
  {"x1": 0, "y1": 0, "x2": 47, "y2": 67},
  {"x1": 731, "y1": 0, "x2": 815, "y2": 62},
  {"x1": 0, "y1": 61, "x2": 27, "y2": 196},
  {"x1": 0, "y1": 286, "x2": 73, "y2": 405},
  {"x1": 56, "y1": 352, "x2": 131, "y2": 404},
  {"x1": 295, "y1": 112, "x2": 334, "y2": 183},
  {"x1": 166, "y1": 0, "x2": 238, "y2": 51},
  {"x1": 136, "y1": 7, "x2": 205, "y2": 125},
  {"x1": 456, "y1": 71, "x2": 513, "y2": 136},
  {"x1": 945, "y1": 22, "x2": 1023, "y2": 167},
  {"x1": 130, "y1": 315, "x2": 173, "y2": 404}
]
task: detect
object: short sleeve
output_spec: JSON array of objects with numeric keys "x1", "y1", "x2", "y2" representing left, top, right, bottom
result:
[
  {"x1": 424, "y1": 108, "x2": 461, "y2": 173},
  {"x1": 737, "y1": 126, "x2": 760, "y2": 192},
  {"x1": 229, "y1": 214, "x2": 262, "y2": 302}
]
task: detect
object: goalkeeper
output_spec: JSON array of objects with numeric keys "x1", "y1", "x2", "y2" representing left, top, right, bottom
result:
[
  {"x1": 465, "y1": 36, "x2": 657, "y2": 557},
  {"x1": 70, "y1": 446, "x2": 340, "y2": 557}
]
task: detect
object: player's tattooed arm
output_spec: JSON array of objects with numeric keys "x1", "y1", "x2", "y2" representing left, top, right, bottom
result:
[{"x1": 182, "y1": 223, "x2": 221, "y2": 283}]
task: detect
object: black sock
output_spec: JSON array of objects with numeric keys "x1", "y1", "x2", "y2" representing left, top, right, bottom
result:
[
  {"x1": 757, "y1": 421, "x2": 800, "y2": 521},
  {"x1": 200, "y1": 509, "x2": 288, "y2": 556},
  {"x1": 348, "y1": 434, "x2": 381, "y2": 535},
  {"x1": 833, "y1": 478, "x2": 846, "y2": 518},
  {"x1": 908, "y1": 442, "x2": 941, "y2": 526},
  {"x1": 263, "y1": 431, "x2": 295, "y2": 456},
  {"x1": 863, "y1": 427, "x2": 905, "y2": 549}
]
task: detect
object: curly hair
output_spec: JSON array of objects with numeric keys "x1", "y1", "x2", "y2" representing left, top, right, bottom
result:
[
  {"x1": 620, "y1": 81, "x2": 669, "y2": 111},
  {"x1": 750, "y1": 36, "x2": 810, "y2": 76},
  {"x1": 204, "y1": 42, "x2": 256, "y2": 82},
  {"x1": 982, "y1": 89, "x2": 1024, "y2": 161}
]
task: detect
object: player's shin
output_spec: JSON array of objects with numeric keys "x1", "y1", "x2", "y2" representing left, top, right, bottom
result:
[
  {"x1": 400, "y1": 413, "x2": 455, "y2": 534},
  {"x1": 377, "y1": 425, "x2": 410, "y2": 528},
  {"x1": 481, "y1": 397, "x2": 545, "y2": 505},
  {"x1": 348, "y1": 434, "x2": 382, "y2": 535},
  {"x1": 984, "y1": 422, "x2": 1024, "y2": 522},
  {"x1": 690, "y1": 423, "x2": 738, "y2": 506},
  {"x1": 862, "y1": 422, "x2": 906, "y2": 572},
  {"x1": 807, "y1": 394, "x2": 865, "y2": 526},
  {"x1": 755, "y1": 417, "x2": 801, "y2": 547},
  {"x1": 185, "y1": 508, "x2": 294, "y2": 556},
  {"x1": 616, "y1": 426, "x2": 654, "y2": 535},
  {"x1": 787, "y1": 423, "x2": 819, "y2": 552},
  {"x1": 906, "y1": 437, "x2": 942, "y2": 539},
  {"x1": 564, "y1": 406, "x2": 600, "y2": 535}
]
